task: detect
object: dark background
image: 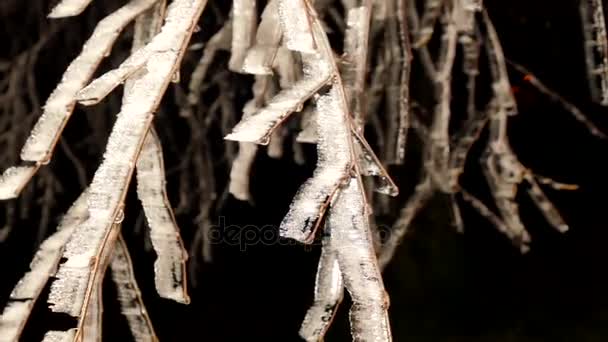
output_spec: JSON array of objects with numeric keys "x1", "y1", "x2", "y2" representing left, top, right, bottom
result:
[{"x1": 2, "y1": 0, "x2": 608, "y2": 341}]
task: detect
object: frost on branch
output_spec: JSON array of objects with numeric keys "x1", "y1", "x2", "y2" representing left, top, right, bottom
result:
[
  {"x1": 229, "y1": 0, "x2": 257, "y2": 72},
  {"x1": 48, "y1": 0, "x2": 205, "y2": 331},
  {"x1": 277, "y1": 0, "x2": 316, "y2": 53},
  {"x1": 329, "y1": 177, "x2": 392, "y2": 341},
  {"x1": 42, "y1": 329, "x2": 77, "y2": 342},
  {"x1": 0, "y1": 165, "x2": 38, "y2": 200},
  {"x1": 242, "y1": 0, "x2": 283, "y2": 75}
]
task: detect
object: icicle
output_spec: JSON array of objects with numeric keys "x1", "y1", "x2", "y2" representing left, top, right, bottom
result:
[
  {"x1": 242, "y1": 0, "x2": 283, "y2": 75},
  {"x1": 48, "y1": 0, "x2": 205, "y2": 328},
  {"x1": 225, "y1": 52, "x2": 332, "y2": 144},
  {"x1": 299, "y1": 234, "x2": 344, "y2": 342},
  {"x1": 136, "y1": 129, "x2": 190, "y2": 303},
  {"x1": 351, "y1": 131, "x2": 399, "y2": 196},
  {"x1": 48, "y1": 0, "x2": 95, "y2": 18},
  {"x1": 0, "y1": 191, "x2": 88, "y2": 341},
  {"x1": 277, "y1": 0, "x2": 316, "y2": 53},
  {"x1": 229, "y1": 0, "x2": 257, "y2": 72},
  {"x1": 22, "y1": 0, "x2": 158, "y2": 163},
  {"x1": 296, "y1": 104, "x2": 318, "y2": 143},
  {"x1": 228, "y1": 75, "x2": 272, "y2": 200},
  {"x1": 329, "y1": 177, "x2": 391, "y2": 341},
  {"x1": 111, "y1": 235, "x2": 159, "y2": 342}
]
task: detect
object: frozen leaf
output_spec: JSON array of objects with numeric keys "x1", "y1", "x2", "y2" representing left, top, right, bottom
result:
[
  {"x1": 0, "y1": 165, "x2": 39, "y2": 200},
  {"x1": 111, "y1": 235, "x2": 159, "y2": 342},
  {"x1": 48, "y1": 0, "x2": 95, "y2": 18},
  {"x1": 277, "y1": 0, "x2": 316, "y2": 53},
  {"x1": 229, "y1": 0, "x2": 257, "y2": 72},
  {"x1": 49, "y1": 0, "x2": 205, "y2": 322},
  {"x1": 225, "y1": 52, "x2": 332, "y2": 144},
  {"x1": 22, "y1": 0, "x2": 158, "y2": 162},
  {"x1": 329, "y1": 177, "x2": 391, "y2": 341},
  {"x1": 136, "y1": 129, "x2": 190, "y2": 303}
]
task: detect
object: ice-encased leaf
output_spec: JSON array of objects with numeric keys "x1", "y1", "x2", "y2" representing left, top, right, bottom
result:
[
  {"x1": 22, "y1": 0, "x2": 158, "y2": 163},
  {"x1": 225, "y1": 52, "x2": 332, "y2": 144},
  {"x1": 279, "y1": 85, "x2": 351, "y2": 243},
  {"x1": 229, "y1": 0, "x2": 257, "y2": 72},
  {"x1": 329, "y1": 177, "x2": 391, "y2": 341},
  {"x1": 0, "y1": 165, "x2": 39, "y2": 200},
  {"x1": 0, "y1": 191, "x2": 88, "y2": 341},
  {"x1": 136, "y1": 129, "x2": 190, "y2": 303},
  {"x1": 299, "y1": 235, "x2": 344, "y2": 342},
  {"x1": 111, "y1": 236, "x2": 159, "y2": 342},
  {"x1": 49, "y1": 0, "x2": 206, "y2": 318},
  {"x1": 277, "y1": 0, "x2": 316, "y2": 53},
  {"x1": 48, "y1": 0, "x2": 95, "y2": 18}
]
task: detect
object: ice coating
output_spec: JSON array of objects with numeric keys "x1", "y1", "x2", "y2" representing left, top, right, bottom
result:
[
  {"x1": 299, "y1": 234, "x2": 344, "y2": 341},
  {"x1": 279, "y1": 85, "x2": 351, "y2": 243},
  {"x1": 136, "y1": 129, "x2": 190, "y2": 303},
  {"x1": 0, "y1": 191, "x2": 88, "y2": 341},
  {"x1": 48, "y1": 0, "x2": 206, "y2": 318},
  {"x1": 329, "y1": 178, "x2": 391, "y2": 341},
  {"x1": 22, "y1": 0, "x2": 158, "y2": 163},
  {"x1": 111, "y1": 236, "x2": 159, "y2": 342},
  {"x1": 580, "y1": 0, "x2": 608, "y2": 105},
  {"x1": 225, "y1": 52, "x2": 332, "y2": 144},
  {"x1": 229, "y1": 0, "x2": 257, "y2": 72},
  {"x1": 0, "y1": 165, "x2": 39, "y2": 200},
  {"x1": 48, "y1": 0, "x2": 95, "y2": 18},
  {"x1": 277, "y1": 0, "x2": 316, "y2": 53}
]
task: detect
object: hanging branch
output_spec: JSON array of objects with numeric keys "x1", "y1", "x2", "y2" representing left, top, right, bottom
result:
[
  {"x1": 0, "y1": 191, "x2": 89, "y2": 341},
  {"x1": 0, "y1": 0, "x2": 157, "y2": 200},
  {"x1": 48, "y1": 1, "x2": 204, "y2": 340}
]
